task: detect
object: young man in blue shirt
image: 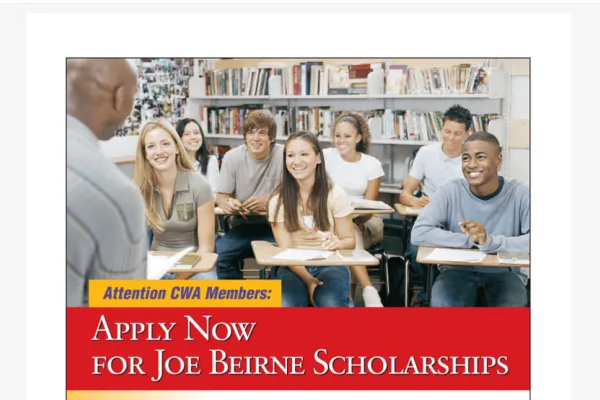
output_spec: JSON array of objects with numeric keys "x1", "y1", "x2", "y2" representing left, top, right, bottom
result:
[{"x1": 411, "y1": 132, "x2": 529, "y2": 307}]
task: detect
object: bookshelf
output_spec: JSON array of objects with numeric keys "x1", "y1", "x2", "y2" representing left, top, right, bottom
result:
[{"x1": 184, "y1": 59, "x2": 511, "y2": 183}]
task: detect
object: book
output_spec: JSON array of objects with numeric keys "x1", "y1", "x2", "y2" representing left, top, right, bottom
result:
[{"x1": 497, "y1": 252, "x2": 530, "y2": 265}]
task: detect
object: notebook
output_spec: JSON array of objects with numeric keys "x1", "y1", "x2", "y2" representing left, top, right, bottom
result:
[{"x1": 497, "y1": 252, "x2": 530, "y2": 265}]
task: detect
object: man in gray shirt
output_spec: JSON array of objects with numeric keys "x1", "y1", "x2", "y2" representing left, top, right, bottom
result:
[
  {"x1": 215, "y1": 110, "x2": 284, "y2": 279},
  {"x1": 411, "y1": 132, "x2": 529, "y2": 307},
  {"x1": 67, "y1": 59, "x2": 147, "y2": 306}
]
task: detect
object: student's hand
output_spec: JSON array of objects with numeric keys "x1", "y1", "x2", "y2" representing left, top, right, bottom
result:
[
  {"x1": 459, "y1": 220, "x2": 487, "y2": 244},
  {"x1": 414, "y1": 196, "x2": 430, "y2": 208},
  {"x1": 323, "y1": 233, "x2": 343, "y2": 250},
  {"x1": 303, "y1": 277, "x2": 323, "y2": 306},
  {"x1": 243, "y1": 196, "x2": 268, "y2": 213},
  {"x1": 223, "y1": 197, "x2": 243, "y2": 214}
]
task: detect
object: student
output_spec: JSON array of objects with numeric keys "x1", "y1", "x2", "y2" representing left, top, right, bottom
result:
[
  {"x1": 67, "y1": 58, "x2": 146, "y2": 306},
  {"x1": 323, "y1": 112, "x2": 384, "y2": 307},
  {"x1": 176, "y1": 118, "x2": 220, "y2": 196},
  {"x1": 214, "y1": 110, "x2": 284, "y2": 279},
  {"x1": 134, "y1": 118, "x2": 217, "y2": 280},
  {"x1": 411, "y1": 132, "x2": 529, "y2": 307},
  {"x1": 399, "y1": 104, "x2": 472, "y2": 302},
  {"x1": 268, "y1": 132, "x2": 356, "y2": 307}
]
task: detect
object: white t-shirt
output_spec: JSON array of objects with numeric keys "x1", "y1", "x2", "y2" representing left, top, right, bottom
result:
[
  {"x1": 323, "y1": 147, "x2": 385, "y2": 202},
  {"x1": 409, "y1": 142, "x2": 465, "y2": 197},
  {"x1": 194, "y1": 155, "x2": 220, "y2": 197}
]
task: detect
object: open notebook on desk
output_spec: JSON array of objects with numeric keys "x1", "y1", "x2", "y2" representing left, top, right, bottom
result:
[
  {"x1": 351, "y1": 199, "x2": 393, "y2": 210},
  {"x1": 147, "y1": 247, "x2": 197, "y2": 279}
]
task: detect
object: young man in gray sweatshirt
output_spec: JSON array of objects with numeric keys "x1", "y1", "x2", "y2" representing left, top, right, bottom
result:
[{"x1": 411, "y1": 132, "x2": 529, "y2": 307}]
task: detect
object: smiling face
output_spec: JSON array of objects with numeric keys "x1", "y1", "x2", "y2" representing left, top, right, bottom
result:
[
  {"x1": 461, "y1": 139, "x2": 502, "y2": 194},
  {"x1": 285, "y1": 138, "x2": 322, "y2": 183},
  {"x1": 333, "y1": 121, "x2": 361, "y2": 158},
  {"x1": 245, "y1": 127, "x2": 272, "y2": 160},
  {"x1": 442, "y1": 120, "x2": 469, "y2": 155},
  {"x1": 181, "y1": 121, "x2": 203, "y2": 154},
  {"x1": 144, "y1": 127, "x2": 179, "y2": 172}
]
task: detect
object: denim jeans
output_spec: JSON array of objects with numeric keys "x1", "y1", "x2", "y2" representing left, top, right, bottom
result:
[
  {"x1": 215, "y1": 222, "x2": 275, "y2": 279},
  {"x1": 273, "y1": 266, "x2": 352, "y2": 307},
  {"x1": 430, "y1": 268, "x2": 528, "y2": 307},
  {"x1": 162, "y1": 269, "x2": 219, "y2": 280}
]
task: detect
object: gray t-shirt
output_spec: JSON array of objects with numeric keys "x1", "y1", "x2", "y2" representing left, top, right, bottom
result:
[
  {"x1": 151, "y1": 169, "x2": 213, "y2": 252},
  {"x1": 217, "y1": 143, "x2": 284, "y2": 202},
  {"x1": 67, "y1": 115, "x2": 147, "y2": 306},
  {"x1": 410, "y1": 142, "x2": 464, "y2": 197}
]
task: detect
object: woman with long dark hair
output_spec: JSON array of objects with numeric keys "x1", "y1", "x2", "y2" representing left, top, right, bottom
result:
[
  {"x1": 267, "y1": 132, "x2": 355, "y2": 307},
  {"x1": 176, "y1": 118, "x2": 219, "y2": 195}
]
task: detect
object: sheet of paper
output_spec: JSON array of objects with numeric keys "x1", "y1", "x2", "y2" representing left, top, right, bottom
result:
[
  {"x1": 147, "y1": 247, "x2": 195, "y2": 279},
  {"x1": 273, "y1": 249, "x2": 334, "y2": 261},
  {"x1": 425, "y1": 248, "x2": 487, "y2": 263},
  {"x1": 403, "y1": 206, "x2": 422, "y2": 214},
  {"x1": 497, "y1": 252, "x2": 530, "y2": 265}
]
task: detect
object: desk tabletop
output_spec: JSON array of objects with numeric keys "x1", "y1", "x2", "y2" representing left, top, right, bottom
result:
[
  {"x1": 352, "y1": 208, "x2": 395, "y2": 215},
  {"x1": 214, "y1": 207, "x2": 266, "y2": 216},
  {"x1": 149, "y1": 251, "x2": 218, "y2": 273},
  {"x1": 416, "y1": 247, "x2": 529, "y2": 268},
  {"x1": 394, "y1": 203, "x2": 422, "y2": 217},
  {"x1": 215, "y1": 207, "x2": 394, "y2": 217},
  {"x1": 250, "y1": 241, "x2": 380, "y2": 267}
]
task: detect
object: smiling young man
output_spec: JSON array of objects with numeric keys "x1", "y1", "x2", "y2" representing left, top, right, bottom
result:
[
  {"x1": 215, "y1": 110, "x2": 284, "y2": 279},
  {"x1": 399, "y1": 104, "x2": 472, "y2": 304},
  {"x1": 411, "y1": 132, "x2": 529, "y2": 307}
]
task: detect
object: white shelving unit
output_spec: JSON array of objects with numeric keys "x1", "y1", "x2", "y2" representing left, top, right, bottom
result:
[{"x1": 184, "y1": 61, "x2": 511, "y2": 182}]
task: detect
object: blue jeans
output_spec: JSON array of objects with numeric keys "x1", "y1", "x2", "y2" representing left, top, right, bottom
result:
[
  {"x1": 162, "y1": 269, "x2": 219, "y2": 280},
  {"x1": 273, "y1": 266, "x2": 352, "y2": 307},
  {"x1": 215, "y1": 222, "x2": 275, "y2": 280},
  {"x1": 431, "y1": 268, "x2": 528, "y2": 307}
]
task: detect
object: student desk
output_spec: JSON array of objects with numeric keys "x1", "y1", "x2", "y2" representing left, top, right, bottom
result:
[
  {"x1": 416, "y1": 246, "x2": 531, "y2": 304},
  {"x1": 214, "y1": 207, "x2": 266, "y2": 216},
  {"x1": 215, "y1": 207, "x2": 395, "y2": 217},
  {"x1": 250, "y1": 240, "x2": 380, "y2": 269},
  {"x1": 351, "y1": 208, "x2": 395, "y2": 216},
  {"x1": 149, "y1": 251, "x2": 218, "y2": 273}
]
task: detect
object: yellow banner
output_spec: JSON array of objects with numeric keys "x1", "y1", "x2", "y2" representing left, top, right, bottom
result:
[{"x1": 88, "y1": 280, "x2": 281, "y2": 308}]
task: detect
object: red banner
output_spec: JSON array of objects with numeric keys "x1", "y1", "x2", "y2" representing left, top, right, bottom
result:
[{"x1": 67, "y1": 308, "x2": 529, "y2": 390}]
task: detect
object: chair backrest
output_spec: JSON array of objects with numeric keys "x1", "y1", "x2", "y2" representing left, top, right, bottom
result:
[{"x1": 406, "y1": 148, "x2": 423, "y2": 196}]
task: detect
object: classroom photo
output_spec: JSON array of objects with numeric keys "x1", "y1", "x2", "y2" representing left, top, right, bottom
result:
[{"x1": 66, "y1": 57, "x2": 530, "y2": 308}]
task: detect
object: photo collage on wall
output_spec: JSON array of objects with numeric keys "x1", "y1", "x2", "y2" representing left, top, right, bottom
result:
[{"x1": 115, "y1": 58, "x2": 210, "y2": 137}]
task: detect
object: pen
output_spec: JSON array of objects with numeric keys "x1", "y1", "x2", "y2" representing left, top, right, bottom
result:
[{"x1": 228, "y1": 198, "x2": 248, "y2": 219}]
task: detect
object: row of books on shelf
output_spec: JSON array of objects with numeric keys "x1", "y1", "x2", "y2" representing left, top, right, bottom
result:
[
  {"x1": 200, "y1": 60, "x2": 492, "y2": 97},
  {"x1": 199, "y1": 106, "x2": 498, "y2": 143}
]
